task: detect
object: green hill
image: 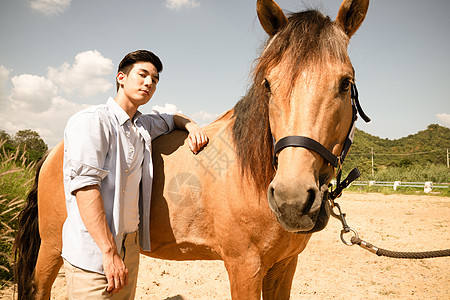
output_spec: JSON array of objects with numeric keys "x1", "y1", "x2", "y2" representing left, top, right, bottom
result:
[{"x1": 344, "y1": 124, "x2": 450, "y2": 183}]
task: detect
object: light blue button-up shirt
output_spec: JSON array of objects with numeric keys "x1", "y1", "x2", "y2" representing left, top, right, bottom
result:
[{"x1": 62, "y1": 98, "x2": 175, "y2": 274}]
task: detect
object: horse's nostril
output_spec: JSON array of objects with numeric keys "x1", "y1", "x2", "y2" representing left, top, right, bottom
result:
[
  {"x1": 269, "y1": 185, "x2": 275, "y2": 199},
  {"x1": 302, "y1": 188, "x2": 316, "y2": 215}
]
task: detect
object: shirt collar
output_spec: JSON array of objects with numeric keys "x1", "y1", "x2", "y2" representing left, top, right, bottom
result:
[{"x1": 107, "y1": 97, "x2": 142, "y2": 126}]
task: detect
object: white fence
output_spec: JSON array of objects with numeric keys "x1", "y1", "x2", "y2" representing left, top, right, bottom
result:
[{"x1": 350, "y1": 181, "x2": 449, "y2": 193}]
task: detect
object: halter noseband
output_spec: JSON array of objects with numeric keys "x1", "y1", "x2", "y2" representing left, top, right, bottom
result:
[{"x1": 272, "y1": 83, "x2": 371, "y2": 199}]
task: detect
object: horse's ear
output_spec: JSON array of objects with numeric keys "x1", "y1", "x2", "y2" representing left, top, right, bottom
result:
[
  {"x1": 257, "y1": 0, "x2": 287, "y2": 37},
  {"x1": 336, "y1": 0, "x2": 369, "y2": 38}
]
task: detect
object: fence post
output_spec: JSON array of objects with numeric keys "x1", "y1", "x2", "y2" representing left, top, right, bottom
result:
[{"x1": 371, "y1": 147, "x2": 374, "y2": 177}]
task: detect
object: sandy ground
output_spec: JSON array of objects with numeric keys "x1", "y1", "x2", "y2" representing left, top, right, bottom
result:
[{"x1": 3, "y1": 192, "x2": 450, "y2": 299}]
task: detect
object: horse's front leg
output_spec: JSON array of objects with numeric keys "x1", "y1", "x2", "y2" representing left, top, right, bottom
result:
[
  {"x1": 262, "y1": 255, "x2": 298, "y2": 300},
  {"x1": 224, "y1": 253, "x2": 265, "y2": 300}
]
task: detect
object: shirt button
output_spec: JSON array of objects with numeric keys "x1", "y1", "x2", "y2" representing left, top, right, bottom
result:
[
  {"x1": 122, "y1": 190, "x2": 125, "y2": 193},
  {"x1": 125, "y1": 169, "x2": 129, "y2": 173}
]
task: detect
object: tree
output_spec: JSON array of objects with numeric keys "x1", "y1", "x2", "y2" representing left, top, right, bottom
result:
[
  {"x1": 0, "y1": 130, "x2": 12, "y2": 143},
  {"x1": 13, "y1": 129, "x2": 48, "y2": 162}
]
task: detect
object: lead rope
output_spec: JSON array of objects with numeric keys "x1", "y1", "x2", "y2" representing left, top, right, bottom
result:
[
  {"x1": 325, "y1": 83, "x2": 450, "y2": 258},
  {"x1": 329, "y1": 199, "x2": 450, "y2": 259}
]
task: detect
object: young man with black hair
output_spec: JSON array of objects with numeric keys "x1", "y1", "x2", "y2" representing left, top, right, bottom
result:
[{"x1": 62, "y1": 50, "x2": 208, "y2": 299}]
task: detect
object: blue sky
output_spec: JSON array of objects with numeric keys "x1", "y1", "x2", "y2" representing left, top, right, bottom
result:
[{"x1": 1, "y1": 0, "x2": 449, "y2": 146}]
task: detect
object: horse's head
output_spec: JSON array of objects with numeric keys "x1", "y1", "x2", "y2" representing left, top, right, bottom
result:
[{"x1": 256, "y1": 0, "x2": 369, "y2": 232}]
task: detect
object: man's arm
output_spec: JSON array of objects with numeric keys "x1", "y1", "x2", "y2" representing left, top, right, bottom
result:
[
  {"x1": 75, "y1": 185, "x2": 128, "y2": 294},
  {"x1": 173, "y1": 113, "x2": 209, "y2": 154}
]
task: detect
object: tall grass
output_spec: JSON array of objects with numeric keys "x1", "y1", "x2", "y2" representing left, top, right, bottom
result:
[{"x1": 0, "y1": 141, "x2": 35, "y2": 287}]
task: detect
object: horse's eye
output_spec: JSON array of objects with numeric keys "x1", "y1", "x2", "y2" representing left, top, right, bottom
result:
[
  {"x1": 263, "y1": 79, "x2": 271, "y2": 94},
  {"x1": 340, "y1": 78, "x2": 352, "y2": 93}
]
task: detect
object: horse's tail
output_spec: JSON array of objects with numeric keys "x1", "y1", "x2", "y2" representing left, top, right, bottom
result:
[{"x1": 13, "y1": 152, "x2": 48, "y2": 300}]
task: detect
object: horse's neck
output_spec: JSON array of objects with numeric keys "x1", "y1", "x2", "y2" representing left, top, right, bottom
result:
[{"x1": 203, "y1": 109, "x2": 269, "y2": 198}]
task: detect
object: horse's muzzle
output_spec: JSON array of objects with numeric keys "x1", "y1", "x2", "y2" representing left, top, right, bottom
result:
[{"x1": 267, "y1": 182, "x2": 330, "y2": 233}]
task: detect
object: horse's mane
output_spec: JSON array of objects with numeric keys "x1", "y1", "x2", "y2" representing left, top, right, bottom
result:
[{"x1": 232, "y1": 10, "x2": 350, "y2": 193}]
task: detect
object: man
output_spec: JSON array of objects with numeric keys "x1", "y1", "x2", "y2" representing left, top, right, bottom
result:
[{"x1": 62, "y1": 50, "x2": 208, "y2": 299}]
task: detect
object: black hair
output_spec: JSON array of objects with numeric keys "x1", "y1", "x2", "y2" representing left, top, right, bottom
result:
[{"x1": 116, "y1": 50, "x2": 163, "y2": 91}]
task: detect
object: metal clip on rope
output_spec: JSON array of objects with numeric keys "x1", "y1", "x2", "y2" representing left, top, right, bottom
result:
[{"x1": 330, "y1": 202, "x2": 358, "y2": 246}]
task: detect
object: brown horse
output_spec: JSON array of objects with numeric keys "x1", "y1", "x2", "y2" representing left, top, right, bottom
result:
[{"x1": 14, "y1": 0, "x2": 369, "y2": 299}]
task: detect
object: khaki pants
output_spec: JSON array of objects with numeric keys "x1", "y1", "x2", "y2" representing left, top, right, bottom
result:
[{"x1": 64, "y1": 231, "x2": 140, "y2": 300}]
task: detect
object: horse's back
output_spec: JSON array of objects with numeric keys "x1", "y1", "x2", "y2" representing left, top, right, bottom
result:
[{"x1": 38, "y1": 141, "x2": 66, "y2": 250}]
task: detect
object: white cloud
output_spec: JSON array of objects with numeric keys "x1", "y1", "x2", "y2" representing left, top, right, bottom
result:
[
  {"x1": 165, "y1": 0, "x2": 200, "y2": 11},
  {"x1": 152, "y1": 103, "x2": 182, "y2": 114},
  {"x1": 436, "y1": 113, "x2": 450, "y2": 128},
  {"x1": 150, "y1": 105, "x2": 218, "y2": 126},
  {"x1": 48, "y1": 50, "x2": 114, "y2": 98},
  {"x1": 11, "y1": 74, "x2": 58, "y2": 112},
  {"x1": 30, "y1": 0, "x2": 71, "y2": 16},
  {"x1": 0, "y1": 95, "x2": 89, "y2": 147},
  {"x1": 192, "y1": 110, "x2": 220, "y2": 126},
  {"x1": 0, "y1": 50, "x2": 113, "y2": 146}
]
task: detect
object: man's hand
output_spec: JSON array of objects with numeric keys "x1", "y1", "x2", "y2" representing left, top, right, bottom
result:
[
  {"x1": 173, "y1": 114, "x2": 209, "y2": 154},
  {"x1": 103, "y1": 249, "x2": 129, "y2": 294},
  {"x1": 185, "y1": 122, "x2": 209, "y2": 154},
  {"x1": 75, "y1": 185, "x2": 129, "y2": 293}
]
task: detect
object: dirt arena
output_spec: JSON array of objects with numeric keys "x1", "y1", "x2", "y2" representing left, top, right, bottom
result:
[{"x1": 3, "y1": 192, "x2": 449, "y2": 299}]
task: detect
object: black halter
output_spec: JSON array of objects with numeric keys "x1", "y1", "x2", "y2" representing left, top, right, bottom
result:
[{"x1": 272, "y1": 83, "x2": 371, "y2": 199}]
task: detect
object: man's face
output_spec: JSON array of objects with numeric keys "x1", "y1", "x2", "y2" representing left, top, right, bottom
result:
[{"x1": 117, "y1": 62, "x2": 159, "y2": 107}]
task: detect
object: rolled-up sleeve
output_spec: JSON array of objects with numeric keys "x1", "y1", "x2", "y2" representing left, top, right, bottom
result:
[
  {"x1": 67, "y1": 160, "x2": 109, "y2": 195},
  {"x1": 64, "y1": 110, "x2": 110, "y2": 195}
]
